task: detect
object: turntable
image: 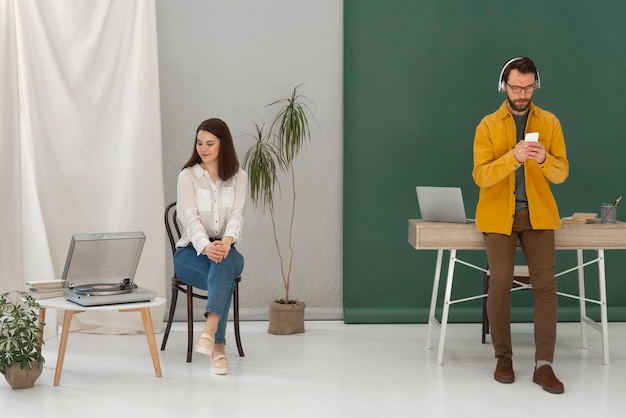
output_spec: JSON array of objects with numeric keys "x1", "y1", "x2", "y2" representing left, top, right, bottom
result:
[{"x1": 60, "y1": 231, "x2": 156, "y2": 306}]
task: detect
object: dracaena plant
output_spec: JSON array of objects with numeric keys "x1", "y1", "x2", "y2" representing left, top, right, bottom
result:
[{"x1": 243, "y1": 84, "x2": 315, "y2": 303}]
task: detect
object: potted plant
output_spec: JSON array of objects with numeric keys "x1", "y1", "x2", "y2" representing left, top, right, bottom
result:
[
  {"x1": 0, "y1": 291, "x2": 45, "y2": 389},
  {"x1": 243, "y1": 84, "x2": 316, "y2": 335}
]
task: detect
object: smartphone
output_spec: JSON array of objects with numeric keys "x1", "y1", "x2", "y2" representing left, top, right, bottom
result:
[{"x1": 525, "y1": 132, "x2": 539, "y2": 142}]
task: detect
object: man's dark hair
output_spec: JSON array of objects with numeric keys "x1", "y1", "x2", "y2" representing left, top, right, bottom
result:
[{"x1": 502, "y1": 56, "x2": 539, "y2": 84}]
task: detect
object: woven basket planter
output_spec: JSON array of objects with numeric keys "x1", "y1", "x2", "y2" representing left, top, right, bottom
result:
[{"x1": 268, "y1": 300, "x2": 306, "y2": 335}]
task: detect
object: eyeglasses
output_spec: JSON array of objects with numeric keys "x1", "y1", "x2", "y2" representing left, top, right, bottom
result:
[{"x1": 507, "y1": 83, "x2": 536, "y2": 94}]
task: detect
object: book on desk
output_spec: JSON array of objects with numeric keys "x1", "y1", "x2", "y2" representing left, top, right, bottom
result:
[
  {"x1": 561, "y1": 212, "x2": 598, "y2": 224},
  {"x1": 26, "y1": 280, "x2": 65, "y2": 299}
]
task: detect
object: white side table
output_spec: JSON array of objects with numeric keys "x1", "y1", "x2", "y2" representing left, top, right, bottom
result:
[{"x1": 37, "y1": 296, "x2": 165, "y2": 386}]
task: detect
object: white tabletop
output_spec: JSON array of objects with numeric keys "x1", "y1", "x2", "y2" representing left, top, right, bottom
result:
[{"x1": 37, "y1": 296, "x2": 166, "y2": 311}]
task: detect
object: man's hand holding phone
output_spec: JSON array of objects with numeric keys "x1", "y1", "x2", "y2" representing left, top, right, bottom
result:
[
  {"x1": 522, "y1": 132, "x2": 545, "y2": 163},
  {"x1": 514, "y1": 132, "x2": 545, "y2": 163}
]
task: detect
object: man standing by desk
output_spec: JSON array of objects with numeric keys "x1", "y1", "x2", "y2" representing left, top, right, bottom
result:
[{"x1": 472, "y1": 57, "x2": 569, "y2": 394}]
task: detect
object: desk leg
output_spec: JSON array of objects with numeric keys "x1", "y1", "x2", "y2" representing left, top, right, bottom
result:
[
  {"x1": 597, "y1": 249, "x2": 610, "y2": 365},
  {"x1": 437, "y1": 249, "x2": 457, "y2": 365},
  {"x1": 54, "y1": 310, "x2": 83, "y2": 386},
  {"x1": 426, "y1": 249, "x2": 444, "y2": 350},
  {"x1": 120, "y1": 307, "x2": 162, "y2": 377},
  {"x1": 576, "y1": 250, "x2": 588, "y2": 349},
  {"x1": 38, "y1": 307, "x2": 47, "y2": 350}
]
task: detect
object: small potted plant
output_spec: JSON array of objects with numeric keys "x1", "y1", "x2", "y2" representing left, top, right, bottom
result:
[
  {"x1": 243, "y1": 84, "x2": 316, "y2": 335},
  {"x1": 0, "y1": 291, "x2": 45, "y2": 389}
]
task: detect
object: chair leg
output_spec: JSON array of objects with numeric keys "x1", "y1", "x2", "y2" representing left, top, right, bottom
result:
[
  {"x1": 161, "y1": 284, "x2": 179, "y2": 351},
  {"x1": 482, "y1": 273, "x2": 489, "y2": 343},
  {"x1": 233, "y1": 282, "x2": 244, "y2": 357},
  {"x1": 186, "y1": 285, "x2": 194, "y2": 363}
]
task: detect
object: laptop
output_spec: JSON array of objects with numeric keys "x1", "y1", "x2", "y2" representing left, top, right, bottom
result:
[
  {"x1": 416, "y1": 186, "x2": 475, "y2": 224},
  {"x1": 61, "y1": 231, "x2": 156, "y2": 306}
]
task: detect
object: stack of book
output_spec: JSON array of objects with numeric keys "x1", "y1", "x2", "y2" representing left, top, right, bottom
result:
[
  {"x1": 561, "y1": 212, "x2": 598, "y2": 224},
  {"x1": 26, "y1": 280, "x2": 64, "y2": 299}
]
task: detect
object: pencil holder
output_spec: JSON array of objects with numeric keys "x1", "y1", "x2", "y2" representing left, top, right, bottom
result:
[{"x1": 600, "y1": 203, "x2": 617, "y2": 223}]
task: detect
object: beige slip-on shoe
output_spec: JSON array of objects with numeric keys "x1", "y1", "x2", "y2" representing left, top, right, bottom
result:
[
  {"x1": 210, "y1": 354, "x2": 229, "y2": 375},
  {"x1": 195, "y1": 333, "x2": 215, "y2": 356}
]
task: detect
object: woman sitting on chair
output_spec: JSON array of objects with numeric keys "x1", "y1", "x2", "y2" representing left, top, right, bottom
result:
[{"x1": 173, "y1": 118, "x2": 247, "y2": 375}]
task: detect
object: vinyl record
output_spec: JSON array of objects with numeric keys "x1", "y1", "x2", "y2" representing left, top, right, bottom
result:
[{"x1": 71, "y1": 283, "x2": 134, "y2": 295}]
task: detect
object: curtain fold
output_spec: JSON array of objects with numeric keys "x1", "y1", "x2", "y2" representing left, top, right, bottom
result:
[
  {"x1": 0, "y1": 0, "x2": 23, "y2": 292},
  {"x1": 1, "y1": 0, "x2": 165, "y2": 333}
]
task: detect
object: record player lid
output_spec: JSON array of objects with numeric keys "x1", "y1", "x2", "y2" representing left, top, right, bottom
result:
[{"x1": 60, "y1": 231, "x2": 146, "y2": 289}]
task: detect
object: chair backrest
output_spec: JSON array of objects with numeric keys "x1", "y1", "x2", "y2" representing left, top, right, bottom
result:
[{"x1": 164, "y1": 201, "x2": 181, "y2": 256}]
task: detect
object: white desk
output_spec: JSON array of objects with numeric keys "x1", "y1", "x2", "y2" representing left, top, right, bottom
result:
[
  {"x1": 38, "y1": 297, "x2": 165, "y2": 386},
  {"x1": 407, "y1": 219, "x2": 626, "y2": 365}
]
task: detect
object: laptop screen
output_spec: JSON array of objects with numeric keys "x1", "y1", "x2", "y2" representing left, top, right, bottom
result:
[
  {"x1": 61, "y1": 231, "x2": 146, "y2": 289},
  {"x1": 416, "y1": 186, "x2": 472, "y2": 223}
]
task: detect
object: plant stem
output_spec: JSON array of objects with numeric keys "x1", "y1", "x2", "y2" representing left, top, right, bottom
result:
[
  {"x1": 285, "y1": 161, "x2": 296, "y2": 299},
  {"x1": 269, "y1": 206, "x2": 289, "y2": 301},
  {"x1": 268, "y1": 162, "x2": 297, "y2": 302}
]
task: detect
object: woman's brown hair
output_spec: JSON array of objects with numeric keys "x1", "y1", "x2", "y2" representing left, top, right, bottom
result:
[{"x1": 182, "y1": 118, "x2": 240, "y2": 181}]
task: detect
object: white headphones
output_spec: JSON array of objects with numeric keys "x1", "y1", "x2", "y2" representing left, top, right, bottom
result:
[{"x1": 497, "y1": 57, "x2": 541, "y2": 92}]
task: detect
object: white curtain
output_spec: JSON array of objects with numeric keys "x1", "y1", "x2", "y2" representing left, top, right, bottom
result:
[{"x1": 0, "y1": 0, "x2": 165, "y2": 333}]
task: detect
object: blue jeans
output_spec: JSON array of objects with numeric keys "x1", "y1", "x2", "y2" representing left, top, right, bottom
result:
[{"x1": 173, "y1": 244, "x2": 244, "y2": 345}]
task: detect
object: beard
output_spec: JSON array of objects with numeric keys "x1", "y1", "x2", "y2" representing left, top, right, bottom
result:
[{"x1": 508, "y1": 97, "x2": 531, "y2": 113}]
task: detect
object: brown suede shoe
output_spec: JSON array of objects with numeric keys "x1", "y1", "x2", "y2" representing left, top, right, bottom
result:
[
  {"x1": 533, "y1": 365, "x2": 564, "y2": 394},
  {"x1": 494, "y1": 357, "x2": 514, "y2": 383}
]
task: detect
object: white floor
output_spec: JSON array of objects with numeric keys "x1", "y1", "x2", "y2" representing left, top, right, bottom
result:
[{"x1": 2, "y1": 320, "x2": 625, "y2": 418}]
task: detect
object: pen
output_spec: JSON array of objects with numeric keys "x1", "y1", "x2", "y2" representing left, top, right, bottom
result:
[{"x1": 600, "y1": 196, "x2": 622, "y2": 223}]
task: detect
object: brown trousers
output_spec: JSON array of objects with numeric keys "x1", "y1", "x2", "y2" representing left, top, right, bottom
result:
[{"x1": 484, "y1": 209, "x2": 558, "y2": 362}]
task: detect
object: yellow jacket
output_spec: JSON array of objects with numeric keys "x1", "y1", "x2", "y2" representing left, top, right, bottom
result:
[{"x1": 472, "y1": 101, "x2": 569, "y2": 234}]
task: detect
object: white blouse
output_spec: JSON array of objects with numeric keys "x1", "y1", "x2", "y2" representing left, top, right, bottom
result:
[{"x1": 175, "y1": 164, "x2": 247, "y2": 255}]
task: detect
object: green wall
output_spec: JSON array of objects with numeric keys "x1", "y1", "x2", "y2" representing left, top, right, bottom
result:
[{"x1": 343, "y1": 0, "x2": 626, "y2": 323}]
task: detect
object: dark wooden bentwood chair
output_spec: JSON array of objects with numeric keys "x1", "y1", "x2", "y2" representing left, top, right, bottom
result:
[
  {"x1": 160, "y1": 201, "x2": 244, "y2": 361},
  {"x1": 482, "y1": 265, "x2": 531, "y2": 344}
]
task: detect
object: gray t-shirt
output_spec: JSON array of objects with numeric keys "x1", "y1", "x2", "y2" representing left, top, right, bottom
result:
[{"x1": 514, "y1": 112, "x2": 529, "y2": 210}]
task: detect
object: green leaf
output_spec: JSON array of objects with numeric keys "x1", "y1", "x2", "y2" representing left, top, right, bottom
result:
[
  {"x1": 242, "y1": 122, "x2": 284, "y2": 213},
  {"x1": 0, "y1": 291, "x2": 45, "y2": 374}
]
